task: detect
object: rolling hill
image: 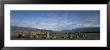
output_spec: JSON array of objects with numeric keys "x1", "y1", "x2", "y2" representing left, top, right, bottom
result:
[
  {"x1": 60, "y1": 27, "x2": 100, "y2": 33},
  {"x1": 11, "y1": 26, "x2": 55, "y2": 33},
  {"x1": 11, "y1": 26, "x2": 100, "y2": 33}
]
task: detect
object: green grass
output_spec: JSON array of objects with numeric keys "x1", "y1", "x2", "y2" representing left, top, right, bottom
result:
[{"x1": 11, "y1": 33, "x2": 100, "y2": 40}]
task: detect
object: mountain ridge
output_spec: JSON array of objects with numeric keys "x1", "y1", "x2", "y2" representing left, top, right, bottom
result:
[
  {"x1": 60, "y1": 27, "x2": 100, "y2": 33},
  {"x1": 11, "y1": 26, "x2": 100, "y2": 33}
]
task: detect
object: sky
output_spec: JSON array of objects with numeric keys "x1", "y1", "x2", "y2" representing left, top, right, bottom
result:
[{"x1": 11, "y1": 10, "x2": 100, "y2": 31}]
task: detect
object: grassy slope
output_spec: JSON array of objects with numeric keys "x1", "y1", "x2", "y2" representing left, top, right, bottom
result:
[{"x1": 11, "y1": 33, "x2": 100, "y2": 40}]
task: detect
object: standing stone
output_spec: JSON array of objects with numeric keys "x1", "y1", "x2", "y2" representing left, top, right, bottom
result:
[{"x1": 47, "y1": 32, "x2": 50, "y2": 39}]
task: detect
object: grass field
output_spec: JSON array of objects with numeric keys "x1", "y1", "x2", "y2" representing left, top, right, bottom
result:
[{"x1": 11, "y1": 32, "x2": 100, "y2": 40}]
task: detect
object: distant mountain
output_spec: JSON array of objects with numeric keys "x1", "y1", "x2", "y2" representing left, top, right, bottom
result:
[
  {"x1": 11, "y1": 26, "x2": 55, "y2": 33},
  {"x1": 60, "y1": 27, "x2": 100, "y2": 33},
  {"x1": 11, "y1": 26, "x2": 100, "y2": 33},
  {"x1": 11, "y1": 26, "x2": 36, "y2": 31}
]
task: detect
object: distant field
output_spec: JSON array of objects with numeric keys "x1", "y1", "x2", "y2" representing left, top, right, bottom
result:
[{"x1": 11, "y1": 33, "x2": 100, "y2": 40}]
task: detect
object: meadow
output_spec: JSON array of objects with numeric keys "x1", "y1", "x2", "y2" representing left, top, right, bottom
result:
[{"x1": 11, "y1": 32, "x2": 100, "y2": 40}]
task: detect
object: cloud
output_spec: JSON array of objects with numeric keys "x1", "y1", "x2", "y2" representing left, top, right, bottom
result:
[
  {"x1": 11, "y1": 11, "x2": 100, "y2": 31},
  {"x1": 11, "y1": 17, "x2": 100, "y2": 31}
]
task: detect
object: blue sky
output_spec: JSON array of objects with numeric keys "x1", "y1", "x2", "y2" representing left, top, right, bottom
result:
[{"x1": 11, "y1": 10, "x2": 100, "y2": 31}]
